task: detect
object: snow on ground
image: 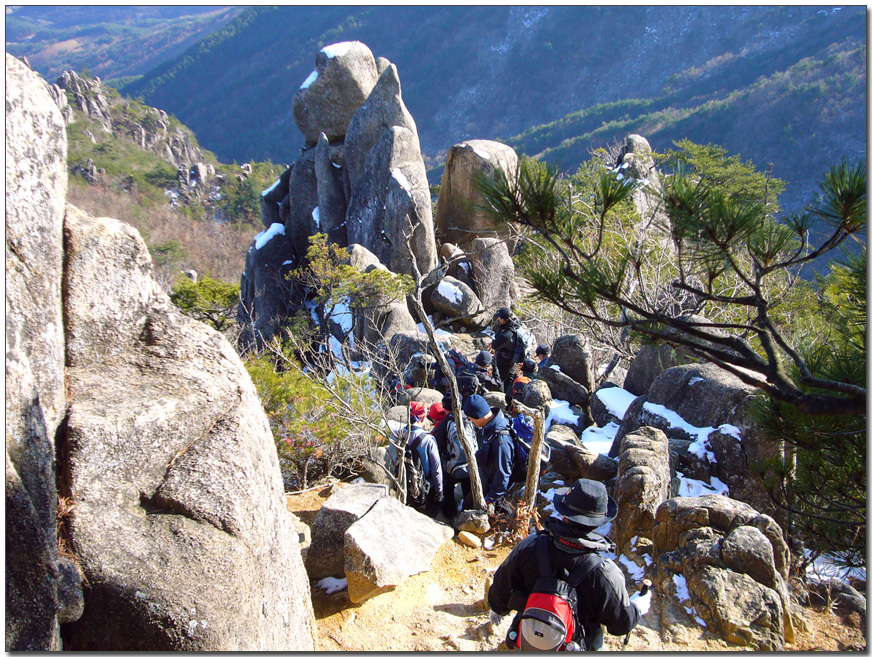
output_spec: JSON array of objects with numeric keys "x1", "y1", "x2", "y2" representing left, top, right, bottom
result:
[
  {"x1": 417, "y1": 320, "x2": 452, "y2": 337},
  {"x1": 391, "y1": 168, "x2": 411, "y2": 191},
  {"x1": 595, "y1": 387, "x2": 637, "y2": 421},
  {"x1": 619, "y1": 554, "x2": 645, "y2": 582},
  {"x1": 437, "y1": 279, "x2": 463, "y2": 305},
  {"x1": 301, "y1": 70, "x2": 318, "y2": 89},
  {"x1": 328, "y1": 297, "x2": 353, "y2": 335},
  {"x1": 321, "y1": 41, "x2": 354, "y2": 58},
  {"x1": 544, "y1": 399, "x2": 579, "y2": 433},
  {"x1": 672, "y1": 574, "x2": 691, "y2": 605},
  {"x1": 261, "y1": 176, "x2": 281, "y2": 197},
  {"x1": 580, "y1": 422, "x2": 619, "y2": 456},
  {"x1": 315, "y1": 577, "x2": 348, "y2": 594},
  {"x1": 255, "y1": 222, "x2": 285, "y2": 249},
  {"x1": 312, "y1": 206, "x2": 321, "y2": 229},
  {"x1": 676, "y1": 472, "x2": 729, "y2": 497}
]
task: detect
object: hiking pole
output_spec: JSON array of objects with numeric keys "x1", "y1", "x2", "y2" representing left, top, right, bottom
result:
[{"x1": 621, "y1": 579, "x2": 652, "y2": 651}]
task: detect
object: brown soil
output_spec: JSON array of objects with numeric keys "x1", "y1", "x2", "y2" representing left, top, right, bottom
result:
[{"x1": 287, "y1": 487, "x2": 866, "y2": 652}]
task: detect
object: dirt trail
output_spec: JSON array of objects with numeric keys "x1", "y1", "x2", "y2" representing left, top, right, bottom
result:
[{"x1": 288, "y1": 488, "x2": 865, "y2": 652}]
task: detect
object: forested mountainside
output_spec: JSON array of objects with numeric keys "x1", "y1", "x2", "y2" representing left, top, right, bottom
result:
[
  {"x1": 114, "y1": 5, "x2": 865, "y2": 214},
  {"x1": 4, "y1": 6, "x2": 243, "y2": 83}
]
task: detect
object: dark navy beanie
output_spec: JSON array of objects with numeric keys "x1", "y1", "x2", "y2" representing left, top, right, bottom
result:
[
  {"x1": 462, "y1": 394, "x2": 491, "y2": 420},
  {"x1": 475, "y1": 350, "x2": 493, "y2": 366}
]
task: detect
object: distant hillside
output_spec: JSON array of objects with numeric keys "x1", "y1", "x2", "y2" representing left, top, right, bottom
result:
[
  {"x1": 5, "y1": 6, "x2": 244, "y2": 81},
  {"x1": 29, "y1": 6, "x2": 866, "y2": 220}
]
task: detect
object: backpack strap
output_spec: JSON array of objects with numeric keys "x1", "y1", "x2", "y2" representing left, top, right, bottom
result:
[
  {"x1": 565, "y1": 552, "x2": 605, "y2": 588},
  {"x1": 536, "y1": 533, "x2": 554, "y2": 579}
]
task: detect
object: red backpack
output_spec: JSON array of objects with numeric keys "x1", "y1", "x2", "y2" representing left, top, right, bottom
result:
[{"x1": 507, "y1": 534, "x2": 603, "y2": 651}]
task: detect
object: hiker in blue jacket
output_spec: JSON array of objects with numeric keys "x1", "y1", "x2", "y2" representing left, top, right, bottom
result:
[
  {"x1": 462, "y1": 394, "x2": 514, "y2": 512},
  {"x1": 487, "y1": 479, "x2": 650, "y2": 650},
  {"x1": 405, "y1": 401, "x2": 444, "y2": 518}
]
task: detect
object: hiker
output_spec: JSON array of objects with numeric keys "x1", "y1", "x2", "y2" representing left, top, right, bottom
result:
[
  {"x1": 472, "y1": 350, "x2": 503, "y2": 392},
  {"x1": 535, "y1": 344, "x2": 552, "y2": 370},
  {"x1": 507, "y1": 358, "x2": 538, "y2": 412},
  {"x1": 462, "y1": 394, "x2": 514, "y2": 513},
  {"x1": 489, "y1": 307, "x2": 531, "y2": 392},
  {"x1": 487, "y1": 479, "x2": 651, "y2": 651},
  {"x1": 403, "y1": 401, "x2": 444, "y2": 518},
  {"x1": 430, "y1": 397, "x2": 475, "y2": 518}
]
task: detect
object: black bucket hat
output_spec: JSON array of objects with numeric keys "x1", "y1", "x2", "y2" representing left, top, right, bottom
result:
[{"x1": 553, "y1": 479, "x2": 618, "y2": 528}]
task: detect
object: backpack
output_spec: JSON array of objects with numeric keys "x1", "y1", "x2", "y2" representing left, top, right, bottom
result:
[
  {"x1": 503, "y1": 423, "x2": 551, "y2": 484},
  {"x1": 403, "y1": 427, "x2": 431, "y2": 510},
  {"x1": 444, "y1": 416, "x2": 476, "y2": 478},
  {"x1": 511, "y1": 375, "x2": 531, "y2": 403},
  {"x1": 507, "y1": 535, "x2": 604, "y2": 651},
  {"x1": 513, "y1": 325, "x2": 535, "y2": 361},
  {"x1": 446, "y1": 347, "x2": 470, "y2": 374},
  {"x1": 456, "y1": 365, "x2": 482, "y2": 397}
]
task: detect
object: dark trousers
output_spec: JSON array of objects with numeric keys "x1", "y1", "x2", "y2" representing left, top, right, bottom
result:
[{"x1": 442, "y1": 472, "x2": 472, "y2": 518}]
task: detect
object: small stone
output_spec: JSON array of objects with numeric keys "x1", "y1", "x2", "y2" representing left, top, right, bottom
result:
[{"x1": 458, "y1": 531, "x2": 482, "y2": 548}]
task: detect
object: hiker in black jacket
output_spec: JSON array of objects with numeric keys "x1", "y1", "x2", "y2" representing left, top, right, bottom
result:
[
  {"x1": 487, "y1": 479, "x2": 650, "y2": 650},
  {"x1": 472, "y1": 350, "x2": 503, "y2": 392},
  {"x1": 489, "y1": 307, "x2": 522, "y2": 392}
]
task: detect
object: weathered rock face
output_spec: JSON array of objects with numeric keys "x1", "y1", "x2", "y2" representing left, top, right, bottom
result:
[
  {"x1": 62, "y1": 207, "x2": 315, "y2": 650},
  {"x1": 237, "y1": 223, "x2": 300, "y2": 351},
  {"x1": 344, "y1": 496, "x2": 454, "y2": 603},
  {"x1": 518, "y1": 379, "x2": 552, "y2": 412},
  {"x1": 314, "y1": 133, "x2": 348, "y2": 245},
  {"x1": 551, "y1": 335, "x2": 596, "y2": 397},
  {"x1": 292, "y1": 41, "x2": 379, "y2": 146},
  {"x1": 545, "y1": 426, "x2": 616, "y2": 482},
  {"x1": 344, "y1": 62, "x2": 419, "y2": 194},
  {"x1": 6, "y1": 53, "x2": 68, "y2": 651},
  {"x1": 623, "y1": 344, "x2": 689, "y2": 397},
  {"x1": 260, "y1": 165, "x2": 292, "y2": 228},
  {"x1": 430, "y1": 276, "x2": 486, "y2": 328},
  {"x1": 467, "y1": 237, "x2": 515, "y2": 315},
  {"x1": 285, "y1": 147, "x2": 320, "y2": 263},
  {"x1": 538, "y1": 366, "x2": 590, "y2": 408},
  {"x1": 305, "y1": 483, "x2": 389, "y2": 580},
  {"x1": 652, "y1": 496, "x2": 792, "y2": 650},
  {"x1": 613, "y1": 427, "x2": 671, "y2": 555},
  {"x1": 435, "y1": 140, "x2": 519, "y2": 250},
  {"x1": 57, "y1": 69, "x2": 111, "y2": 132},
  {"x1": 345, "y1": 126, "x2": 437, "y2": 278}
]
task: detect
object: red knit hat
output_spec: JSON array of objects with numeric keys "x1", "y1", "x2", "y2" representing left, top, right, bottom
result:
[
  {"x1": 427, "y1": 402, "x2": 448, "y2": 423},
  {"x1": 409, "y1": 400, "x2": 427, "y2": 421}
]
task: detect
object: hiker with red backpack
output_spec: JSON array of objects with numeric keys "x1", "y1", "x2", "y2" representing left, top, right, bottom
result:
[
  {"x1": 507, "y1": 358, "x2": 538, "y2": 413},
  {"x1": 487, "y1": 479, "x2": 651, "y2": 651}
]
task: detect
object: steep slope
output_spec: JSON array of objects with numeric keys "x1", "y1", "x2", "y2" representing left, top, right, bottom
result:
[
  {"x1": 5, "y1": 6, "x2": 244, "y2": 82},
  {"x1": 116, "y1": 6, "x2": 865, "y2": 216}
]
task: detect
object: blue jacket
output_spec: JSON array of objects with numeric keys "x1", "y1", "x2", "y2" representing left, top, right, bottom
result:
[
  {"x1": 474, "y1": 409, "x2": 514, "y2": 503},
  {"x1": 408, "y1": 426, "x2": 443, "y2": 501}
]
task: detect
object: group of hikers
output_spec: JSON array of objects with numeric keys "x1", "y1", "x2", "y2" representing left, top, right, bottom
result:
[
  {"x1": 393, "y1": 307, "x2": 652, "y2": 651},
  {"x1": 399, "y1": 308, "x2": 552, "y2": 519}
]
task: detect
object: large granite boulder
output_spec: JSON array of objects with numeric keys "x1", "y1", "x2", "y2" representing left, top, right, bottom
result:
[
  {"x1": 430, "y1": 276, "x2": 487, "y2": 329},
  {"x1": 467, "y1": 237, "x2": 515, "y2": 315},
  {"x1": 613, "y1": 427, "x2": 671, "y2": 555},
  {"x1": 344, "y1": 496, "x2": 454, "y2": 603},
  {"x1": 623, "y1": 343, "x2": 689, "y2": 397},
  {"x1": 652, "y1": 496, "x2": 793, "y2": 650},
  {"x1": 6, "y1": 53, "x2": 68, "y2": 651},
  {"x1": 551, "y1": 335, "x2": 595, "y2": 396},
  {"x1": 292, "y1": 41, "x2": 379, "y2": 146},
  {"x1": 344, "y1": 62, "x2": 419, "y2": 195},
  {"x1": 62, "y1": 207, "x2": 315, "y2": 650},
  {"x1": 435, "y1": 140, "x2": 519, "y2": 250},
  {"x1": 305, "y1": 483, "x2": 388, "y2": 580},
  {"x1": 538, "y1": 366, "x2": 590, "y2": 408},
  {"x1": 285, "y1": 147, "x2": 319, "y2": 264},
  {"x1": 544, "y1": 426, "x2": 617, "y2": 482},
  {"x1": 238, "y1": 223, "x2": 300, "y2": 350},
  {"x1": 314, "y1": 133, "x2": 348, "y2": 246},
  {"x1": 345, "y1": 126, "x2": 438, "y2": 279}
]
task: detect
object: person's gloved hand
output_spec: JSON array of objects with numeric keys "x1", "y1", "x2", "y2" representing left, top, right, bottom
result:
[
  {"x1": 630, "y1": 590, "x2": 652, "y2": 615},
  {"x1": 489, "y1": 610, "x2": 503, "y2": 626}
]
